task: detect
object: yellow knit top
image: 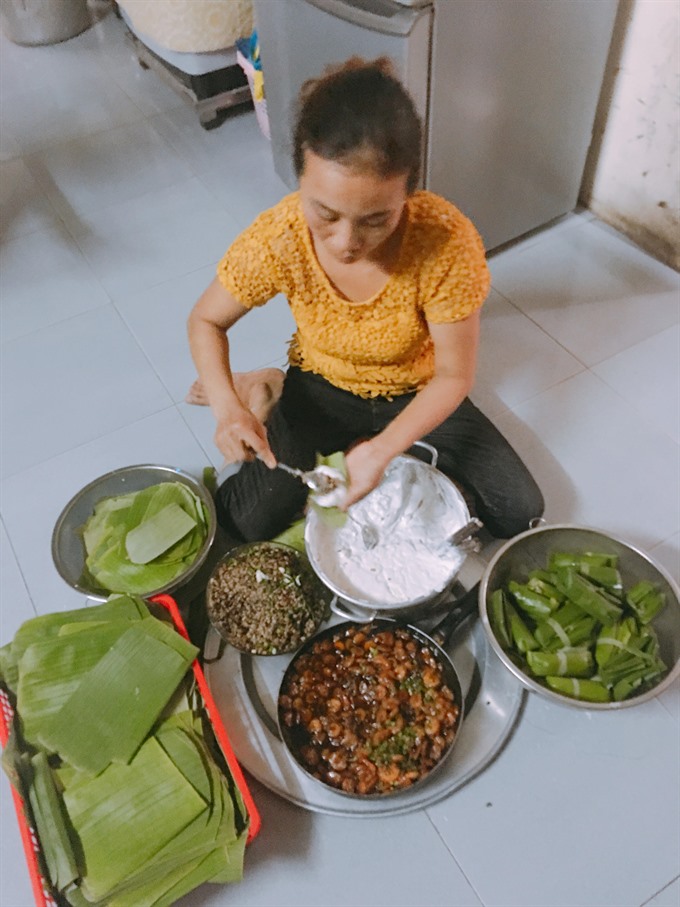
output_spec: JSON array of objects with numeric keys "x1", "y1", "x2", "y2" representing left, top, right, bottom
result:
[{"x1": 217, "y1": 190, "x2": 490, "y2": 398}]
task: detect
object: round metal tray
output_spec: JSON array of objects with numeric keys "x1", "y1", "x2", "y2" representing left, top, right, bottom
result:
[{"x1": 204, "y1": 608, "x2": 527, "y2": 818}]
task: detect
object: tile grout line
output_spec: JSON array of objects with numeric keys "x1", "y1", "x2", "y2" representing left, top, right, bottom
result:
[
  {"x1": 423, "y1": 809, "x2": 487, "y2": 907},
  {"x1": 0, "y1": 513, "x2": 39, "y2": 621},
  {"x1": 639, "y1": 873, "x2": 680, "y2": 906}
]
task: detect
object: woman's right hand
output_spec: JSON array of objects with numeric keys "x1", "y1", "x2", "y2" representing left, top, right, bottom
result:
[{"x1": 214, "y1": 406, "x2": 276, "y2": 468}]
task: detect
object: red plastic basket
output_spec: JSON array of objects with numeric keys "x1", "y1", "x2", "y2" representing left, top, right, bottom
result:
[{"x1": 0, "y1": 595, "x2": 260, "y2": 907}]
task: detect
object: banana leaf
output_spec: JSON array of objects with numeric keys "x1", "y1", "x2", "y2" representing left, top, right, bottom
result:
[
  {"x1": 38, "y1": 621, "x2": 197, "y2": 772},
  {"x1": 17, "y1": 623, "x2": 130, "y2": 747},
  {"x1": 80, "y1": 482, "x2": 209, "y2": 595},
  {"x1": 554, "y1": 567, "x2": 623, "y2": 625},
  {"x1": 626, "y1": 580, "x2": 666, "y2": 624},
  {"x1": 27, "y1": 751, "x2": 80, "y2": 893},
  {"x1": 527, "y1": 647, "x2": 594, "y2": 678},
  {"x1": 63, "y1": 736, "x2": 207, "y2": 903},
  {"x1": 546, "y1": 676, "x2": 611, "y2": 703}
]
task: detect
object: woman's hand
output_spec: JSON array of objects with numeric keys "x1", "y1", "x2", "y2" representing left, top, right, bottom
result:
[
  {"x1": 342, "y1": 439, "x2": 392, "y2": 508},
  {"x1": 214, "y1": 406, "x2": 276, "y2": 468}
]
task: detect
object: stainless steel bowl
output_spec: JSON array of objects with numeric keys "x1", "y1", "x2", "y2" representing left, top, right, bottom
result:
[
  {"x1": 479, "y1": 524, "x2": 680, "y2": 709},
  {"x1": 51, "y1": 464, "x2": 217, "y2": 601},
  {"x1": 205, "y1": 541, "x2": 330, "y2": 656},
  {"x1": 304, "y1": 447, "x2": 473, "y2": 617}
]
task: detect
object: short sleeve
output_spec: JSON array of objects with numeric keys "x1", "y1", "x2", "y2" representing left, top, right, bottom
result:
[
  {"x1": 421, "y1": 215, "x2": 490, "y2": 324},
  {"x1": 216, "y1": 211, "x2": 285, "y2": 309}
]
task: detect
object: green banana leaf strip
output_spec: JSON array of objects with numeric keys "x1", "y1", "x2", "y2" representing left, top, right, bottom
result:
[
  {"x1": 80, "y1": 482, "x2": 209, "y2": 595},
  {"x1": 506, "y1": 602, "x2": 539, "y2": 653},
  {"x1": 271, "y1": 517, "x2": 307, "y2": 554},
  {"x1": 38, "y1": 622, "x2": 197, "y2": 773},
  {"x1": 577, "y1": 563, "x2": 623, "y2": 594},
  {"x1": 534, "y1": 601, "x2": 597, "y2": 651},
  {"x1": 63, "y1": 736, "x2": 208, "y2": 903},
  {"x1": 125, "y1": 502, "x2": 197, "y2": 565},
  {"x1": 554, "y1": 567, "x2": 623, "y2": 625},
  {"x1": 626, "y1": 581, "x2": 666, "y2": 624},
  {"x1": 526, "y1": 576, "x2": 564, "y2": 606},
  {"x1": 17, "y1": 623, "x2": 130, "y2": 748},
  {"x1": 0, "y1": 641, "x2": 18, "y2": 692},
  {"x1": 508, "y1": 580, "x2": 559, "y2": 618},
  {"x1": 549, "y1": 552, "x2": 618, "y2": 570},
  {"x1": 489, "y1": 589, "x2": 513, "y2": 649},
  {"x1": 545, "y1": 676, "x2": 611, "y2": 703},
  {"x1": 527, "y1": 647, "x2": 594, "y2": 678},
  {"x1": 309, "y1": 450, "x2": 348, "y2": 528},
  {"x1": 595, "y1": 617, "x2": 638, "y2": 669},
  {"x1": 27, "y1": 751, "x2": 80, "y2": 892}
]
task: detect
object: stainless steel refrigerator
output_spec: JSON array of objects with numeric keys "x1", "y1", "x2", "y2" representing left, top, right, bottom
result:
[{"x1": 254, "y1": 0, "x2": 618, "y2": 251}]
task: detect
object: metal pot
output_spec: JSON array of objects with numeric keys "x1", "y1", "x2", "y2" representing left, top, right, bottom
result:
[
  {"x1": 205, "y1": 541, "x2": 330, "y2": 656},
  {"x1": 277, "y1": 583, "x2": 479, "y2": 799},
  {"x1": 304, "y1": 442, "x2": 481, "y2": 620},
  {"x1": 478, "y1": 523, "x2": 680, "y2": 710}
]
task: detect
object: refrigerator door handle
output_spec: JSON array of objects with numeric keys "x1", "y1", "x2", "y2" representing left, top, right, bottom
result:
[{"x1": 304, "y1": 0, "x2": 427, "y2": 37}]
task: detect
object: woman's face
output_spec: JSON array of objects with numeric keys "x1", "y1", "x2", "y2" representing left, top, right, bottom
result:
[{"x1": 299, "y1": 149, "x2": 409, "y2": 265}]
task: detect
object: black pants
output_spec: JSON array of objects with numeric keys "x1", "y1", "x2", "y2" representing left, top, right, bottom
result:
[{"x1": 216, "y1": 367, "x2": 544, "y2": 541}]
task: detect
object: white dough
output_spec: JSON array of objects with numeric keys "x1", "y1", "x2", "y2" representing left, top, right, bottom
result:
[{"x1": 308, "y1": 459, "x2": 469, "y2": 606}]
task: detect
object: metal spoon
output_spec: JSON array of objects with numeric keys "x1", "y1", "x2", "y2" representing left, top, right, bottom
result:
[{"x1": 275, "y1": 462, "x2": 343, "y2": 496}]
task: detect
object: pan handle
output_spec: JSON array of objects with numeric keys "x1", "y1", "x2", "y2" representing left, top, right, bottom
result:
[
  {"x1": 410, "y1": 440, "x2": 439, "y2": 468},
  {"x1": 429, "y1": 582, "x2": 480, "y2": 649},
  {"x1": 329, "y1": 595, "x2": 378, "y2": 622}
]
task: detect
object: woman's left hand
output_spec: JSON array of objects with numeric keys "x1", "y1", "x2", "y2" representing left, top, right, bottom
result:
[{"x1": 342, "y1": 439, "x2": 391, "y2": 509}]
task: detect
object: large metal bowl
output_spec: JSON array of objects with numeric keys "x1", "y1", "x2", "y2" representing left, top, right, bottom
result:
[
  {"x1": 479, "y1": 524, "x2": 680, "y2": 709},
  {"x1": 304, "y1": 450, "x2": 472, "y2": 617},
  {"x1": 52, "y1": 464, "x2": 217, "y2": 601},
  {"x1": 205, "y1": 541, "x2": 330, "y2": 656}
]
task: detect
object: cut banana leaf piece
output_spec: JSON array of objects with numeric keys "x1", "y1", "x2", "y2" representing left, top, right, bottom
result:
[
  {"x1": 80, "y1": 481, "x2": 209, "y2": 594},
  {"x1": 125, "y1": 502, "x2": 197, "y2": 564},
  {"x1": 17, "y1": 623, "x2": 129, "y2": 747},
  {"x1": 38, "y1": 622, "x2": 197, "y2": 773},
  {"x1": 27, "y1": 752, "x2": 80, "y2": 893},
  {"x1": 63, "y1": 736, "x2": 207, "y2": 903}
]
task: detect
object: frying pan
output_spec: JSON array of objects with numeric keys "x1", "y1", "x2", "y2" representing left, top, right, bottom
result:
[{"x1": 277, "y1": 582, "x2": 480, "y2": 799}]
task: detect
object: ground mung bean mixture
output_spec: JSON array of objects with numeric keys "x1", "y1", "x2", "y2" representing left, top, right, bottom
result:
[{"x1": 207, "y1": 542, "x2": 328, "y2": 655}]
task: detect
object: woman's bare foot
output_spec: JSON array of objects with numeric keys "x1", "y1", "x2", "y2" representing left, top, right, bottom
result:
[
  {"x1": 185, "y1": 379, "x2": 209, "y2": 406},
  {"x1": 186, "y1": 369, "x2": 285, "y2": 422}
]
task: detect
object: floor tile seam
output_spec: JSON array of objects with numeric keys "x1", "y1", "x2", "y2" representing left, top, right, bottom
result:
[
  {"x1": 192, "y1": 166, "x2": 268, "y2": 228},
  {"x1": 146, "y1": 113, "x2": 214, "y2": 179},
  {"x1": 486, "y1": 209, "x2": 596, "y2": 261},
  {"x1": 104, "y1": 302, "x2": 187, "y2": 406},
  {"x1": 0, "y1": 512, "x2": 39, "y2": 620},
  {"x1": 484, "y1": 287, "x2": 593, "y2": 369},
  {"x1": 60, "y1": 175, "x2": 228, "y2": 242},
  {"x1": 0, "y1": 285, "x2": 117, "y2": 351},
  {"x1": 491, "y1": 366, "x2": 593, "y2": 419},
  {"x1": 639, "y1": 873, "x2": 680, "y2": 906},
  {"x1": 18, "y1": 102, "x2": 183, "y2": 183},
  {"x1": 6, "y1": 99, "x2": 151, "y2": 161},
  {"x1": 0, "y1": 401, "x2": 178, "y2": 485},
  {"x1": 423, "y1": 810, "x2": 487, "y2": 906},
  {"x1": 584, "y1": 317, "x2": 680, "y2": 370},
  {"x1": 590, "y1": 320, "x2": 680, "y2": 369},
  {"x1": 585, "y1": 362, "x2": 680, "y2": 449},
  {"x1": 21, "y1": 167, "x2": 200, "y2": 239},
  {"x1": 175, "y1": 404, "x2": 219, "y2": 469},
  {"x1": 656, "y1": 694, "x2": 680, "y2": 722}
]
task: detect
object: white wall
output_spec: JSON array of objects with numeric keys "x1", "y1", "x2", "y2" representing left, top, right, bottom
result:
[{"x1": 581, "y1": 0, "x2": 679, "y2": 270}]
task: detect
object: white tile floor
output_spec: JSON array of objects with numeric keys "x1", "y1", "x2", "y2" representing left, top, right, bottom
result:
[{"x1": 1, "y1": 10, "x2": 679, "y2": 907}]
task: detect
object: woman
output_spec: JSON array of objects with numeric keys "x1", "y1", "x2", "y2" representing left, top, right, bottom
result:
[{"x1": 188, "y1": 58, "x2": 543, "y2": 542}]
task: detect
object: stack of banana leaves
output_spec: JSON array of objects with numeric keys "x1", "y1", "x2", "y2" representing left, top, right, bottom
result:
[
  {"x1": 0, "y1": 595, "x2": 250, "y2": 907},
  {"x1": 488, "y1": 551, "x2": 669, "y2": 704}
]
